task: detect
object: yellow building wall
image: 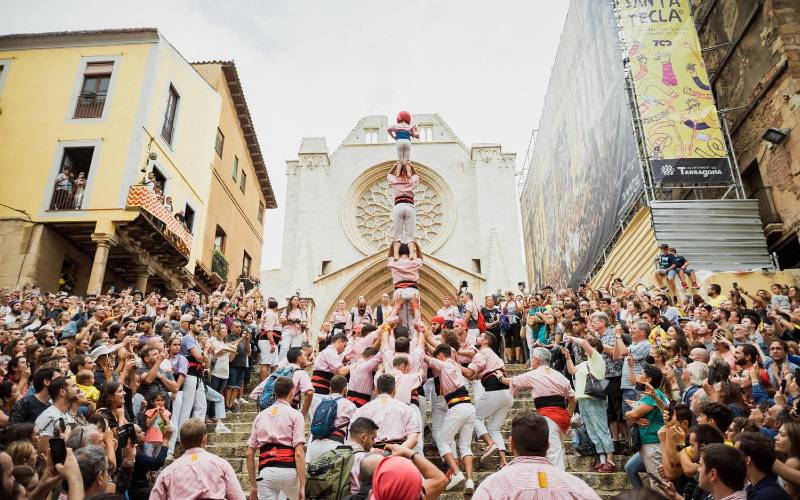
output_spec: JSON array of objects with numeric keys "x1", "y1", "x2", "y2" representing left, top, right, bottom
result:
[
  {"x1": 193, "y1": 63, "x2": 265, "y2": 278},
  {"x1": 0, "y1": 35, "x2": 221, "y2": 275},
  {"x1": 0, "y1": 42, "x2": 150, "y2": 219}
]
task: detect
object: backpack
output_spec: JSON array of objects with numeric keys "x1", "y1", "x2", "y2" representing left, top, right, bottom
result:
[
  {"x1": 499, "y1": 313, "x2": 510, "y2": 332},
  {"x1": 310, "y1": 396, "x2": 341, "y2": 440},
  {"x1": 306, "y1": 445, "x2": 361, "y2": 500},
  {"x1": 259, "y1": 365, "x2": 297, "y2": 410}
]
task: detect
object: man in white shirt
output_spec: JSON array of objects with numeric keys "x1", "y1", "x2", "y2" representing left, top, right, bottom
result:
[{"x1": 35, "y1": 376, "x2": 78, "y2": 439}]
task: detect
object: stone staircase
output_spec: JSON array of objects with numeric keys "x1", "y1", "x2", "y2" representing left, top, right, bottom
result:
[{"x1": 192, "y1": 364, "x2": 634, "y2": 498}]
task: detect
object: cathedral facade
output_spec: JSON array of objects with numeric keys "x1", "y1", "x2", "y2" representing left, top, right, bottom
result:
[{"x1": 262, "y1": 114, "x2": 526, "y2": 331}]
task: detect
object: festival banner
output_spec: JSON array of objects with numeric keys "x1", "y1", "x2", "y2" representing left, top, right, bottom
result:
[
  {"x1": 617, "y1": 0, "x2": 731, "y2": 184},
  {"x1": 520, "y1": 0, "x2": 640, "y2": 289}
]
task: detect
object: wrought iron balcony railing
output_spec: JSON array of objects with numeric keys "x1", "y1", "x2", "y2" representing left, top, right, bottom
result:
[{"x1": 74, "y1": 92, "x2": 107, "y2": 119}]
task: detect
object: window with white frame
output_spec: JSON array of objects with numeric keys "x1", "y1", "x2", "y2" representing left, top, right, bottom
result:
[
  {"x1": 419, "y1": 125, "x2": 434, "y2": 142},
  {"x1": 364, "y1": 128, "x2": 378, "y2": 144}
]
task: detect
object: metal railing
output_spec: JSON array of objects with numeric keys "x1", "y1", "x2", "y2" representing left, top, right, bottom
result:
[
  {"x1": 212, "y1": 249, "x2": 229, "y2": 280},
  {"x1": 49, "y1": 184, "x2": 85, "y2": 210},
  {"x1": 73, "y1": 92, "x2": 107, "y2": 119},
  {"x1": 752, "y1": 186, "x2": 782, "y2": 225}
]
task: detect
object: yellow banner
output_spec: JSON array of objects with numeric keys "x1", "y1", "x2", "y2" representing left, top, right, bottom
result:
[{"x1": 617, "y1": 0, "x2": 731, "y2": 184}]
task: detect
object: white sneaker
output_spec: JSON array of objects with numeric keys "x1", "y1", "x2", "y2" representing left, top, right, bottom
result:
[
  {"x1": 165, "y1": 452, "x2": 174, "y2": 461},
  {"x1": 480, "y1": 443, "x2": 498, "y2": 463},
  {"x1": 215, "y1": 421, "x2": 231, "y2": 433},
  {"x1": 446, "y1": 472, "x2": 465, "y2": 491},
  {"x1": 464, "y1": 479, "x2": 475, "y2": 494}
]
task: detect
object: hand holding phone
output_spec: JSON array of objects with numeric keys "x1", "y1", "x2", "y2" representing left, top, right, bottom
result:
[{"x1": 50, "y1": 437, "x2": 67, "y2": 467}]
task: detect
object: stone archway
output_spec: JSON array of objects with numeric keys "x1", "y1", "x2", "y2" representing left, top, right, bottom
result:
[{"x1": 320, "y1": 256, "x2": 459, "y2": 325}]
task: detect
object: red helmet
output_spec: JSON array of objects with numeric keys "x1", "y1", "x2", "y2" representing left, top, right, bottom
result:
[{"x1": 397, "y1": 110, "x2": 411, "y2": 124}]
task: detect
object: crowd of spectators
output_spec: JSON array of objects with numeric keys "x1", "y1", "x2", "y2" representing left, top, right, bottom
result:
[
  {"x1": 1, "y1": 256, "x2": 799, "y2": 499},
  {"x1": 0, "y1": 282, "x2": 270, "y2": 499}
]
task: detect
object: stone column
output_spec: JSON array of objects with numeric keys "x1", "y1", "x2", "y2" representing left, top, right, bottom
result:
[
  {"x1": 135, "y1": 266, "x2": 152, "y2": 294},
  {"x1": 87, "y1": 234, "x2": 117, "y2": 295}
]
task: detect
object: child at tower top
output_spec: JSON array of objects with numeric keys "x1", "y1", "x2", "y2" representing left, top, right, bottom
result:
[
  {"x1": 387, "y1": 240, "x2": 424, "y2": 332},
  {"x1": 388, "y1": 110, "x2": 419, "y2": 169},
  {"x1": 387, "y1": 161, "x2": 419, "y2": 245}
]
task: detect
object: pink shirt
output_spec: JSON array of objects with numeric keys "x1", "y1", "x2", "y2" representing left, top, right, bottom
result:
[
  {"x1": 472, "y1": 456, "x2": 600, "y2": 500},
  {"x1": 454, "y1": 337, "x2": 477, "y2": 366},
  {"x1": 382, "y1": 368, "x2": 423, "y2": 405},
  {"x1": 349, "y1": 329, "x2": 379, "y2": 359},
  {"x1": 349, "y1": 443, "x2": 367, "y2": 494},
  {"x1": 144, "y1": 408, "x2": 171, "y2": 443},
  {"x1": 150, "y1": 447, "x2": 245, "y2": 500},
  {"x1": 351, "y1": 394, "x2": 420, "y2": 442},
  {"x1": 314, "y1": 345, "x2": 343, "y2": 373},
  {"x1": 427, "y1": 355, "x2": 467, "y2": 395},
  {"x1": 468, "y1": 347, "x2": 505, "y2": 379},
  {"x1": 280, "y1": 308, "x2": 305, "y2": 337},
  {"x1": 261, "y1": 309, "x2": 279, "y2": 332},
  {"x1": 509, "y1": 366, "x2": 575, "y2": 400},
  {"x1": 330, "y1": 310, "x2": 348, "y2": 325},
  {"x1": 387, "y1": 257, "x2": 422, "y2": 285},
  {"x1": 387, "y1": 174, "x2": 419, "y2": 198},
  {"x1": 247, "y1": 400, "x2": 306, "y2": 449},
  {"x1": 347, "y1": 355, "x2": 383, "y2": 395}
]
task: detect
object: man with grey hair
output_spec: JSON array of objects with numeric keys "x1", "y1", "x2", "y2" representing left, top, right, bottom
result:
[
  {"x1": 690, "y1": 347, "x2": 710, "y2": 364},
  {"x1": 74, "y1": 445, "x2": 113, "y2": 497},
  {"x1": 614, "y1": 319, "x2": 651, "y2": 449},
  {"x1": 502, "y1": 347, "x2": 576, "y2": 469}
]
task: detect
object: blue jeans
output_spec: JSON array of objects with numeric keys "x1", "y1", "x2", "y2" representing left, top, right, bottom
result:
[{"x1": 624, "y1": 451, "x2": 645, "y2": 488}]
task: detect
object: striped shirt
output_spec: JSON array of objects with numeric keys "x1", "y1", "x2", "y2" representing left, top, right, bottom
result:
[{"x1": 472, "y1": 456, "x2": 600, "y2": 500}]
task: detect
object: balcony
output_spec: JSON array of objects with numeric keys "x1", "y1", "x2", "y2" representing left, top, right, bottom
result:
[
  {"x1": 73, "y1": 92, "x2": 107, "y2": 119},
  {"x1": 126, "y1": 184, "x2": 192, "y2": 257},
  {"x1": 212, "y1": 249, "x2": 229, "y2": 280}
]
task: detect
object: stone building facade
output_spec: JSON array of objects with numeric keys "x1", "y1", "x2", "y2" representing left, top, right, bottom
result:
[
  {"x1": 262, "y1": 114, "x2": 526, "y2": 331},
  {"x1": 692, "y1": 0, "x2": 800, "y2": 268}
]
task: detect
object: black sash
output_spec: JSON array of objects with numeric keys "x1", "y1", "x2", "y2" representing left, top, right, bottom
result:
[{"x1": 534, "y1": 395, "x2": 567, "y2": 409}]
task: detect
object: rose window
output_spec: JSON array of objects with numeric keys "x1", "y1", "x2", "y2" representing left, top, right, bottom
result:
[{"x1": 354, "y1": 179, "x2": 444, "y2": 251}]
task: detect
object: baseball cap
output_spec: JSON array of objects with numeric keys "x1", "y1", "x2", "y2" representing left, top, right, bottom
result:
[{"x1": 180, "y1": 314, "x2": 194, "y2": 323}]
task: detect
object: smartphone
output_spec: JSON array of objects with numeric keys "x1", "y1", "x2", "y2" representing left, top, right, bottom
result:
[
  {"x1": 118, "y1": 423, "x2": 137, "y2": 448},
  {"x1": 781, "y1": 379, "x2": 788, "y2": 393},
  {"x1": 50, "y1": 438, "x2": 67, "y2": 466}
]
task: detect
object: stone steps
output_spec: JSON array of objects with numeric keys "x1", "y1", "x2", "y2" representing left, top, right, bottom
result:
[{"x1": 180, "y1": 364, "x2": 637, "y2": 498}]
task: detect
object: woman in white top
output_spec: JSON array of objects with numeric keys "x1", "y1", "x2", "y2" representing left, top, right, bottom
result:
[
  {"x1": 279, "y1": 296, "x2": 307, "y2": 363},
  {"x1": 563, "y1": 334, "x2": 616, "y2": 473}
]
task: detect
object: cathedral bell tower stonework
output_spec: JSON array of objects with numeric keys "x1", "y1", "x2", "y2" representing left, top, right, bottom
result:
[{"x1": 262, "y1": 114, "x2": 526, "y2": 332}]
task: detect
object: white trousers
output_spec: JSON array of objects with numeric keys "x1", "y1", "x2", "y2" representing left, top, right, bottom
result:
[
  {"x1": 545, "y1": 415, "x2": 565, "y2": 470},
  {"x1": 470, "y1": 379, "x2": 485, "y2": 406},
  {"x1": 167, "y1": 391, "x2": 182, "y2": 453},
  {"x1": 474, "y1": 389, "x2": 513, "y2": 451},
  {"x1": 170, "y1": 375, "x2": 207, "y2": 451},
  {"x1": 436, "y1": 402, "x2": 475, "y2": 458},
  {"x1": 306, "y1": 437, "x2": 339, "y2": 462},
  {"x1": 278, "y1": 332, "x2": 304, "y2": 363},
  {"x1": 431, "y1": 391, "x2": 449, "y2": 453},
  {"x1": 415, "y1": 395, "x2": 426, "y2": 456},
  {"x1": 258, "y1": 339, "x2": 278, "y2": 366},
  {"x1": 258, "y1": 466, "x2": 299, "y2": 500},
  {"x1": 396, "y1": 138, "x2": 411, "y2": 163},
  {"x1": 391, "y1": 202, "x2": 416, "y2": 244}
]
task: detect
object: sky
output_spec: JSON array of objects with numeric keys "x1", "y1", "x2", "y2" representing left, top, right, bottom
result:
[{"x1": 0, "y1": 0, "x2": 570, "y2": 271}]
